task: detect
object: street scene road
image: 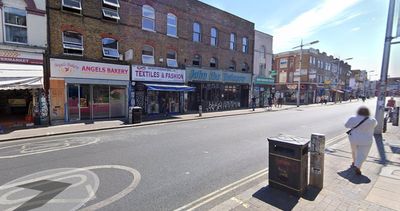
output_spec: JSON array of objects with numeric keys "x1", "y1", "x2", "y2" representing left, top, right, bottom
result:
[{"x1": 0, "y1": 100, "x2": 376, "y2": 210}]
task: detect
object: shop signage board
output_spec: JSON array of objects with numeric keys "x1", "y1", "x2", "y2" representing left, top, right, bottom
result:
[
  {"x1": 255, "y1": 76, "x2": 275, "y2": 85},
  {"x1": 132, "y1": 65, "x2": 185, "y2": 83},
  {"x1": 50, "y1": 58, "x2": 129, "y2": 81},
  {"x1": 0, "y1": 50, "x2": 43, "y2": 65},
  {"x1": 186, "y1": 69, "x2": 251, "y2": 84}
]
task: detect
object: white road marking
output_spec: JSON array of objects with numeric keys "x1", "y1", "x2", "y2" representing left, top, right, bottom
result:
[
  {"x1": 175, "y1": 134, "x2": 349, "y2": 210},
  {"x1": 0, "y1": 137, "x2": 99, "y2": 159},
  {"x1": 174, "y1": 168, "x2": 268, "y2": 211},
  {"x1": 0, "y1": 165, "x2": 141, "y2": 211}
]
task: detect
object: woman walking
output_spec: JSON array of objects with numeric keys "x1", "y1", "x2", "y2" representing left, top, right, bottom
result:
[{"x1": 345, "y1": 107, "x2": 377, "y2": 175}]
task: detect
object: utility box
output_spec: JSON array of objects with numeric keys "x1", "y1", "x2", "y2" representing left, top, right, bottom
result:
[
  {"x1": 268, "y1": 135, "x2": 310, "y2": 196},
  {"x1": 132, "y1": 106, "x2": 142, "y2": 124}
]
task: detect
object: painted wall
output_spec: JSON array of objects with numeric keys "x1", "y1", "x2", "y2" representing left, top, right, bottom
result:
[
  {"x1": 0, "y1": 0, "x2": 47, "y2": 48},
  {"x1": 253, "y1": 30, "x2": 273, "y2": 77}
]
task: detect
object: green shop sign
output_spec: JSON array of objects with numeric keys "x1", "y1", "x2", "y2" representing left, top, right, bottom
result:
[
  {"x1": 186, "y1": 69, "x2": 251, "y2": 84},
  {"x1": 255, "y1": 76, "x2": 275, "y2": 85}
]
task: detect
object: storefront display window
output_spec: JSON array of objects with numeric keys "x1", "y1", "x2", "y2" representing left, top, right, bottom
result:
[
  {"x1": 93, "y1": 85, "x2": 110, "y2": 119},
  {"x1": 110, "y1": 86, "x2": 126, "y2": 118},
  {"x1": 67, "y1": 84, "x2": 79, "y2": 121}
]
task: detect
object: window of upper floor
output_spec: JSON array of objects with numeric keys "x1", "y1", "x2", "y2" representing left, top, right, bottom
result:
[
  {"x1": 142, "y1": 45, "x2": 155, "y2": 65},
  {"x1": 103, "y1": 0, "x2": 120, "y2": 8},
  {"x1": 241, "y1": 62, "x2": 249, "y2": 72},
  {"x1": 63, "y1": 31, "x2": 83, "y2": 56},
  {"x1": 210, "y1": 57, "x2": 218, "y2": 68},
  {"x1": 102, "y1": 38, "x2": 119, "y2": 59},
  {"x1": 230, "y1": 33, "x2": 236, "y2": 50},
  {"x1": 142, "y1": 5, "x2": 155, "y2": 31},
  {"x1": 62, "y1": 0, "x2": 82, "y2": 13},
  {"x1": 192, "y1": 54, "x2": 201, "y2": 67},
  {"x1": 242, "y1": 37, "x2": 248, "y2": 53},
  {"x1": 193, "y1": 22, "x2": 201, "y2": 42},
  {"x1": 167, "y1": 13, "x2": 177, "y2": 37},
  {"x1": 260, "y1": 45, "x2": 266, "y2": 59},
  {"x1": 210, "y1": 27, "x2": 218, "y2": 47},
  {"x1": 229, "y1": 60, "x2": 236, "y2": 71},
  {"x1": 167, "y1": 50, "x2": 178, "y2": 68},
  {"x1": 4, "y1": 7, "x2": 27, "y2": 44}
]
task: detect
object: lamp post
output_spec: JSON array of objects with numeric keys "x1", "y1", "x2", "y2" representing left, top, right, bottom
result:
[
  {"x1": 375, "y1": 0, "x2": 397, "y2": 134},
  {"x1": 293, "y1": 40, "x2": 319, "y2": 107}
]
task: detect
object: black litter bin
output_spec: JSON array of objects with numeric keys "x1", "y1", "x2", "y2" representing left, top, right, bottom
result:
[
  {"x1": 132, "y1": 106, "x2": 142, "y2": 124},
  {"x1": 268, "y1": 135, "x2": 309, "y2": 196}
]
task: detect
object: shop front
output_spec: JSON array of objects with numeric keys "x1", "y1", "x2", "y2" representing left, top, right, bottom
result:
[
  {"x1": 253, "y1": 76, "x2": 275, "y2": 107},
  {"x1": 131, "y1": 65, "x2": 194, "y2": 116},
  {"x1": 186, "y1": 69, "x2": 251, "y2": 112},
  {"x1": 49, "y1": 58, "x2": 130, "y2": 124},
  {"x1": 0, "y1": 50, "x2": 47, "y2": 130}
]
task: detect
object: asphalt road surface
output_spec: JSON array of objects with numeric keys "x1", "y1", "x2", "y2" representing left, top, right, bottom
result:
[{"x1": 0, "y1": 99, "x2": 376, "y2": 211}]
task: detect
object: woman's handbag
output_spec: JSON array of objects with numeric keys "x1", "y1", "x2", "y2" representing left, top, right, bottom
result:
[{"x1": 346, "y1": 117, "x2": 368, "y2": 135}]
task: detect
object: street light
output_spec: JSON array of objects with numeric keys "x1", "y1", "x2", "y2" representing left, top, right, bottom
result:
[{"x1": 292, "y1": 40, "x2": 319, "y2": 107}]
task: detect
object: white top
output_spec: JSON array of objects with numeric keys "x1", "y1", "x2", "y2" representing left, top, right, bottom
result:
[{"x1": 345, "y1": 115, "x2": 377, "y2": 145}]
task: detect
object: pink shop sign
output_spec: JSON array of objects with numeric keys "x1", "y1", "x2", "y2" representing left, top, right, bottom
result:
[{"x1": 132, "y1": 65, "x2": 185, "y2": 83}]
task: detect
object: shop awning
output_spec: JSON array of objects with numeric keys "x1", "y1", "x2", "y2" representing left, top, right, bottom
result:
[
  {"x1": 144, "y1": 83, "x2": 195, "y2": 92},
  {"x1": 0, "y1": 63, "x2": 43, "y2": 90}
]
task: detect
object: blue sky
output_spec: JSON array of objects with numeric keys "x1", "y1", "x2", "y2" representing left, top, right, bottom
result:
[{"x1": 200, "y1": 0, "x2": 400, "y2": 79}]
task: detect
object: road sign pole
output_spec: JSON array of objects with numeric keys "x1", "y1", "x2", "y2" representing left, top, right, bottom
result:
[{"x1": 375, "y1": 0, "x2": 396, "y2": 134}]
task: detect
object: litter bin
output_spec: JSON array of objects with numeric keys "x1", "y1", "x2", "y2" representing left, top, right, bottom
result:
[
  {"x1": 132, "y1": 106, "x2": 142, "y2": 124},
  {"x1": 268, "y1": 135, "x2": 310, "y2": 196}
]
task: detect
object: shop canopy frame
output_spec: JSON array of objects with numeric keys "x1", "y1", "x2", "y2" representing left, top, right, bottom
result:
[
  {"x1": 0, "y1": 63, "x2": 44, "y2": 90},
  {"x1": 144, "y1": 83, "x2": 195, "y2": 92}
]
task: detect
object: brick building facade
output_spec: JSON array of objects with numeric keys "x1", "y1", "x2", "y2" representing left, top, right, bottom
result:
[
  {"x1": 273, "y1": 48, "x2": 352, "y2": 105},
  {"x1": 47, "y1": 0, "x2": 254, "y2": 124}
]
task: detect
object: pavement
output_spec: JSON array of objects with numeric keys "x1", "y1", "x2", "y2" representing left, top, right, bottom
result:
[
  {"x1": 0, "y1": 99, "x2": 357, "y2": 142},
  {"x1": 210, "y1": 125, "x2": 400, "y2": 211},
  {"x1": 0, "y1": 99, "x2": 374, "y2": 211}
]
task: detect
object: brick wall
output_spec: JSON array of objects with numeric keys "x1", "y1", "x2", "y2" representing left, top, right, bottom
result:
[{"x1": 47, "y1": 0, "x2": 254, "y2": 72}]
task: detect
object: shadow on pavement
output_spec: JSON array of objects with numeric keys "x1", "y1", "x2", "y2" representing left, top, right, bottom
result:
[
  {"x1": 337, "y1": 168, "x2": 371, "y2": 184},
  {"x1": 252, "y1": 186, "x2": 299, "y2": 211},
  {"x1": 302, "y1": 186, "x2": 321, "y2": 201},
  {"x1": 374, "y1": 134, "x2": 388, "y2": 165}
]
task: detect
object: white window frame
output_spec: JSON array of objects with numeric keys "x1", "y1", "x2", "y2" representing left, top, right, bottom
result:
[
  {"x1": 193, "y1": 22, "x2": 201, "y2": 42},
  {"x1": 62, "y1": 31, "x2": 84, "y2": 56},
  {"x1": 102, "y1": 7, "x2": 120, "y2": 20},
  {"x1": 3, "y1": 7, "x2": 28, "y2": 44},
  {"x1": 142, "y1": 45, "x2": 155, "y2": 65},
  {"x1": 62, "y1": 0, "x2": 82, "y2": 11},
  {"x1": 102, "y1": 38, "x2": 119, "y2": 59},
  {"x1": 210, "y1": 27, "x2": 218, "y2": 46},
  {"x1": 142, "y1": 5, "x2": 155, "y2": 32},
  {"x1": 242, "y1": 37, "x2": 248, "y2": 53},
  {"x1": 166, "y1": 50, "x2": 178, "y2": 68},
  {"x1": 167, "y1": 13, "x2": 177, "y2": 37},
  {"x1": 103, "y1": 0, "x2": 120, "y2": 8},
  {"x1": 192, "y1": 55, "x2": 201, "y2": 67},
  {"x1": 230, "y1": 33, "x2": 236, "y2": 50},
  {"x1": 210, "y1": 57, "x2": 217, "y2": 68}
]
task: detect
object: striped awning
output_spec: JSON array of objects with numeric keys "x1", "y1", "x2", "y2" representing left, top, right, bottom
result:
[{"x1": 0, "y1": 63, "x2": 43, "y2": 90}]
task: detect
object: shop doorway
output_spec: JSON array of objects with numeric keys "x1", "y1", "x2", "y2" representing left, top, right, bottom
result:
[
  {"x1": 66, "y1": 84, "x2": 127, "y2": 122},
  {"x1": 147, "y1": 91, "x2": 181, "y2": 115},
  {"x1": 0, "y1": 90, "x2": 34, "y2": 129}
]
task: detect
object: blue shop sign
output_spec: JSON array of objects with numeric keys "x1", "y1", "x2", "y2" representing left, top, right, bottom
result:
[{"x1": 187, "y1": 69, "x2": 251, "y2": 84}]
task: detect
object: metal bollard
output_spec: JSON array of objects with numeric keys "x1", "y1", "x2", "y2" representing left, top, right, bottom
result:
[
  {"x1": 309, "y1": 133, "x2": 325, "y2": 189},
  {"x1": 392, "y1": 107, "x2": 399, "y2": 126},
  {"x1": 198, "y1": 105, "x2": 202, "y2": 117}
]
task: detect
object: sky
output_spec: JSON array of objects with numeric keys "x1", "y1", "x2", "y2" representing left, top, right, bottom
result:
[{"x1": 199, "y1": 0, "x2": 400, "y2": 79}]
